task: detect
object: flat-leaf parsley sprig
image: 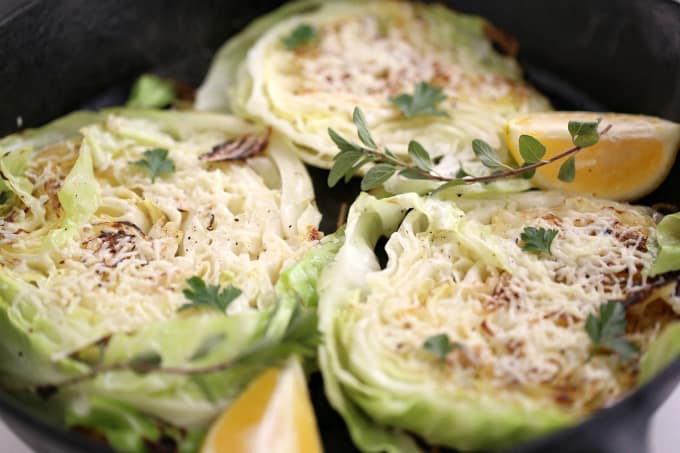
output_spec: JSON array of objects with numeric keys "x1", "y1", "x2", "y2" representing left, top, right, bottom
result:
[
  {"x1": 586, "y1": 300, "x2": 639, "y2": 361},
  {"x1": 282, "y1": 24, "x2": 318, "y2": 50},
  {"x1": 327, "y1": 107, "x2": 612, "y2": 191},
  {"x1": 423, "y1": 333, "x2": 461, "y2": 361},
  {"x1": 390, "y1": 82, "x2": 449, "y2": 119},
  {"x1": 178, "y1": 276, "x2": 242, "y2": 314},
  {"x1": 130, "y1": 148, "x2": 176, "y2": 183},
  {"x1": 519, "y1": 226, "x2": 558, "y2": 255}
]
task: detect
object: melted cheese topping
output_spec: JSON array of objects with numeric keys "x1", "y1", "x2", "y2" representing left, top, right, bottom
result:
[
  {"x1": 242, "y1": 1, "x2": 550, "y2": 172},
  {"x1": 351, "y1": 194, "x2": 672, "y2": 415},
  {"x1": 0, "y1": 112, "x2": 321, "y2": 358}
]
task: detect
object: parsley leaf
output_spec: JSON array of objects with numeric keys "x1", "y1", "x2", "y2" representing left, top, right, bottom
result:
[
  {"x1": 282, "y1": 24, "x2": 317, "y2": 50},
  {"x1": 586, "y1": 300, "x2": 639, "y2": 360},
  {"x1": 179, "y1": 277, "x2": 241, "y2": 314},
  {"x1": 390, "y1": 82, "x2": 449, "y2": 118},
  {"x1": 0, "y1": 191, "x2": 9, "y2": 205},
  {"x1": 130, "y1": 148, "x2": 176, "y2": 183},
  {"x1": 423, "y1": 333, "x2": 460, "y2": 360},
  {"x1": 568, "y1": 119, "x2": 602, "y2": 148},
  {"x1": 520, "y1": 226, "x2": 558, "y2": 254},
  {"x1": 127, "y1": 74, "x2": 176, "y2": 109}
]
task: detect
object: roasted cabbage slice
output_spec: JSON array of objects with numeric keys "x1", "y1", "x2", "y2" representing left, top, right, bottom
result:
[
  {"x1": 196, "y1": 0, "x2": 550, "y2": 185},
  {"x1": 0, "y1": 109, "x2": 324, "y2": 448},
  {"x1": 318, "y1": 191, "x2": 680, "y2": 452}
]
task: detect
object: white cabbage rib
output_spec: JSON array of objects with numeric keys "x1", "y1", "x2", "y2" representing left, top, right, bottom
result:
[
  {"x1": 0, "y1": 110, "x2": 321, "y2": 359},
  {"x1": 199, "y1": 0, "x2": 550, "y2": 178},
  {"x1": 319, "y1": 192, "x2": 677, "y2": 451}
]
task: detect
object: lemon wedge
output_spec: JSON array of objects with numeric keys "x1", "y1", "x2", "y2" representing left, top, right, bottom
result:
[
  {"x1": 201, "y1": 359, "x2": 323, "y2": 453},
  {"x1": 505, "y1": 112, "x2": 680, "y2": 201}
]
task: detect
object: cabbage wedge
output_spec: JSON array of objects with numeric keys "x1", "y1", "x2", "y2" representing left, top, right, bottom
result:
[
  {"x1": 197, "y1": 0, "x2": 550, "y2": 188},
  {"x1": 318, "y1": 191, "x2": 680, "y2": 452},
  {"x1": 0, "y1": 109, "x2": 325, "y2": 451}
]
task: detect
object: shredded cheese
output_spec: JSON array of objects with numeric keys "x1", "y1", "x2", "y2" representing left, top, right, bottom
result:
[
  {"x1": 242, "y1": 1, "x2": 551, "y2": 172},
  {"x1": 0, "y1": 112, "x2": 321, "y2": 358},
  {"x1": 351, "y1": 194, "x2": 671, "y2": 416}
]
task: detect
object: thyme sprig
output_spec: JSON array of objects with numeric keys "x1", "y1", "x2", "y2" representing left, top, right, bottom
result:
[{"x1": 328, "y1": 107, "x2": 611, "y2": 191}]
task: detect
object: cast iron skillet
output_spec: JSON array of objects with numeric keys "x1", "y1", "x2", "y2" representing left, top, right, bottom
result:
[{"x1": 1, "y1": 1, "x2": 679, "y2": 452}]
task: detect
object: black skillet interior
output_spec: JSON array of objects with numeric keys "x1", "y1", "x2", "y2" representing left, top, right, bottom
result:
[{"x1": 1, "y1": 1, "x2": 679, "y2": 452}]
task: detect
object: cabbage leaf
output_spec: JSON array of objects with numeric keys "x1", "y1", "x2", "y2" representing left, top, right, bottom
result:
[
  {"x1": 0, "y1": 108, "x2": 324, "y2": 452},
  {"x1": 318, "y1": 192, "x2": 680, "y2": 452},
  {"x1": 648, "y1": 212, "x2": 680, "y2": 276},
  {"x1": 197, "y1": 0, "x2": 551, "y2": 187}
]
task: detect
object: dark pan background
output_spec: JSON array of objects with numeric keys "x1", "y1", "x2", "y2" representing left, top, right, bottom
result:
[{"x1": 0, "y1": 1, "x2": 679, "y2": 452}]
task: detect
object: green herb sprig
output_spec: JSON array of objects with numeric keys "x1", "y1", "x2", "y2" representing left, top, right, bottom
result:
[
  {"x1": 25, "y1": 309, "x2": 320, "y2": 399},
  {"x1": 519, "y1": 226, "x2": 558, "y2": 255},
  {"x1": 130, "y1": 148, "x2": 176, "y2": 183},
  {"x1": 179, "y1": 276, "x2": 241, "y2": 314},
  {"x1": 391, "y1": 82, "x2": 449, "y2": 119},
  {"x1": 283, "y1": 24, "x2": 317, "y2": 50},
  {"x1": 327, "y1": 107, "x2": 610, "y2": 191},
  {"x1": 585, "y1": 300, "x2": 639, "y2": 361},
  {"x1": 423, "y1": 333, "x2": 460, "y2": 360}
]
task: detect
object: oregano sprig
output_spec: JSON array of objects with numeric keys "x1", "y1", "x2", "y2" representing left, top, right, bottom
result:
[
  {"x1": 327, "y1": 107, "x2": 450, "y2": 190},
  {"x1": 327, "y1": 107, "x2": 611, "y2": 191},
  {"x1": 19, "y1": 309, "x2": 321, "y2": 399}
]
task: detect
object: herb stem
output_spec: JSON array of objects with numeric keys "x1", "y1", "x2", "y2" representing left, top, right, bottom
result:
[
  {"x1": 4, "y1": 357, "x2": 249, "y2": 397},
  {"x1": 329, "y1": 107, "x2": 610, "y2": 190},
  {"x1": 334, "y1": 122, "x2": 612, "y2": 188},
  {"x1": 9, "y1": 310, "x2": 320, "y2": 398},
  {"x1": 459, "y1": 124, "x2": 612, "y2": 184},
  {"x1": 363, "y1": 149, "x2": 450, "y2": 182},
  {"x1": 5, "y1": 353, "x2": 251, "y2": 397}
]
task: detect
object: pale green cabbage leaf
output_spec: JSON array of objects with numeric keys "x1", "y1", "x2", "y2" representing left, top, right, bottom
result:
[
  {"x1": 318, "y1": 192, "x2": 680, "y2": 452},
  {"x1": 648, "y1": 212, "x2": 680, "y2": 276},
  {"x1": 196, "y1": 0, "x2": 550, "y2": 194},
  {"x1": 0, "y1": 108, "x2": 326, "y2": 452}
]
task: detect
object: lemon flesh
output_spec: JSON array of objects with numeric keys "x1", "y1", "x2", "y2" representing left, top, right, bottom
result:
[
  {"x1": 505, "y1": 112, "x2": 680, "y2": 201},
  {"x1": 201, "y1": 359, "x2": 323, "y2": 453}
]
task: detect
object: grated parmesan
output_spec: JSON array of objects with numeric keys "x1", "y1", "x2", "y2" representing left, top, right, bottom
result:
[{"x1": 0, "y1": 112, "x2": 321, "y2": 358}]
